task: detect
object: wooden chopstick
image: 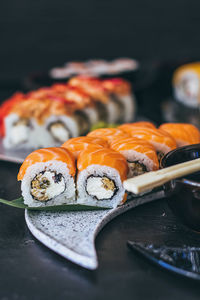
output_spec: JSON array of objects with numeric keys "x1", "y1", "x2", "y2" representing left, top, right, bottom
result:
[{"x1": 123, "y1": 158, "x2": 200, "y2": 194}]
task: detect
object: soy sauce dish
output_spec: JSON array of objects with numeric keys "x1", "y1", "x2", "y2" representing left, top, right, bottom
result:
[{"x1": 161, "y1": 143, "x2": 200, "y2": 231}]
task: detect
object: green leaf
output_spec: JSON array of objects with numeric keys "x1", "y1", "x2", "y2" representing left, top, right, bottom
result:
[
  {"x1": 90, "y1": 121, "x2": 118, "y2": 131},
  {"x1": 0, "y1": 197, "x2": 111, "y2": 211}
]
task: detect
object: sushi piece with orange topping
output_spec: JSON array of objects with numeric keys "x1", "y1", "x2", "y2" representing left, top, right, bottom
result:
[
  {"x1": 77, "y1": 147, "x2": 128, "y2": 208},
  {"x1": 118, "y1": 121, "x2": 156, "y2": 131},
  {"x1": 110, "y1": 137, "x2": 159, "y2": 178},
  {"x1": 102, "y1": 78, "x2": 136, "y2": 122},
  {"x1": 69, "y1": 76, "x2": 124, "y2": 123},
  {"x1": 120, "y1": 126, "x2": 177, "y2": 161},
  {"x1": 173, "y1": 62, "x2": 200, "y2": 108},
  {"x1": 62, "y1": 136, "x2": 108, "y2": 159},
  {"x1": 18, "y1": 147, "x2": 76, "y2": 207},
  {"x1": 87, "y1": 128, "x2": 130, "y2": 144},
  {"x1": 159, "y1": 123, "x2": 200, "y2": 147}
]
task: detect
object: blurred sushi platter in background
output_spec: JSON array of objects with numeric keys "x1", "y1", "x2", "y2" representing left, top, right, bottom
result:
[
  {"x1": 1, "y1": 58, "x2": 200, "y2": 161},
  {"x1": 0, "y1": 76, "x2": 136, "y2": 151}
]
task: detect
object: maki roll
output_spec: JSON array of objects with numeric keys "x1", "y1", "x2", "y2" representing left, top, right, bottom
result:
[
  {"x1": 3, "y1": 94, "x2": 90, "y2": 149},
  {"x1": 18, "y1": 147, "x2": 76, "y2": 207},
  {"x1": 102, "y1": 78, "x2": 136, "y2": 122},
  {"x1": 76, "y1": 147, "x2": 128, "y2": 208},
  {"x1": 87, "y1": 128, "x2": 130, "y2": 144},
  {"x1": 68, "y1": 76, "x2": 109, "y2": 122},
  {"x1": 68, "y1": 76, "x2": 122, "y2": 123},
  {"x1": 159, "y1": 123, "x2": 200, "y2": 147},
  {"x1": 31, "y1": 85, "x2": 91, "y2": 143},
  {"x1": 118, "y1": 121, "x2": 156, "y2": 130},
  {"x1": 110, "y1": 137, "x2": 159, "y2": 178},
  {"x1": 173, "y1": 63, "x2": 200, "y2": 108},
  {"x1": 0, "y1": 92, "x2": 25, "y2": 139},
  {"x1": 120, "y1": 126, "x2": 177, "y2": 162},
  {"x1": 61, "y1": 136, "x2": 108, "y2": 159},
  {"x1": 52, "y1": 84, "x2": 100, "y2": 126},
  {"x1": 3, "y1": 98, "x2": 51, "y2": 149}
]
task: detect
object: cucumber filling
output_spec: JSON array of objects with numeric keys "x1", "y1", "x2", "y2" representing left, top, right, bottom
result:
[
  {"x1": 31, "y1": 171, "x2": 65, "y2": 202},
  {"x1": 86, "y1": 175, "x2": 117, "y2": 200}
]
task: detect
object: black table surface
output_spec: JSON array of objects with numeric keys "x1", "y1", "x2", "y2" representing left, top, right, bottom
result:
[{"x1": 1, "y1": 161, "x2": 200, "y2": 300}]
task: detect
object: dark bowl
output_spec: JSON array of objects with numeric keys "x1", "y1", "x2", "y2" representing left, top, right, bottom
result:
[{"x1": 160, "y1": 144, "x2": 200, "y2": 232}]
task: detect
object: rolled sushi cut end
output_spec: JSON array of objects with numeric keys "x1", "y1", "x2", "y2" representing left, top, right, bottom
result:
[
  {"x1": 117, "y1": 94, "x2": 136, "y2": 123},
  {"x1": 106, "y1": 96, "x2": 123, "y2": 123},
  {"x1": 77, "y1": 165, "x2": 126, "y2": 208},
  {"x1": 3, "y1": 114, "x2": 41, "y2": 149},
  {"x1": 21, "y1": 160, "x2": 75, "y2": 207},
  {"x1": 48, "y1": 121, "x2": 71, "y2": 143},
  {"x1": 45, "y1": 115, "x2": 83, "y2": 144}
]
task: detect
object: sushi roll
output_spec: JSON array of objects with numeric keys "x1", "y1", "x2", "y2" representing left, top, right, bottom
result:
[
  {"x1": 173, "y1": 63, "x2": 200, "y2": 108},
  {"x1": 68, "y1": 76, "x2": 122, "y2": 123},
  {"x1": 30, "y1": 84, "x2": 91, "y2": 142},
  {"x1": 87, "y1": 128, "x2": 130, "y2": 144},
  {"x1": 110, "y1": 137, "x2": 159, "y2": 178},
  {"x1": 3, "y1": 94, "x2": 90, "y2": 149},
  {"x1": 18, "y1": 147, "x2": 76, "y2": 207},
  {"x1": 45, "y1": 103, "x2": 90, "y2": 144},
  {"x1": 0, "y1": 92, "x2": 26, "y2": 139},
  {"x1": 3, "y1": 98, "x2": 50, "y2": 149},
  {"x1": 102, "y1": 78, "x2": 136, "y2": 122},
  {"x1": 52, "y1": 84, "x2": 100, "y2": 125},
  {"x1": 159, "y1": 123, "x2": 200, "y2": 147},
  {"x1": 61, "y1": 136, "x2": 108, "y2": 159},
  {"x1": 118, "y1": 121, "x2": 156, "y2": 131},
  {"x1": 76, "y1": 147, "x2": 128, "y2": 208},
  {"x1": 120, "y1": 126, "x2": 177, "y2": 162}
]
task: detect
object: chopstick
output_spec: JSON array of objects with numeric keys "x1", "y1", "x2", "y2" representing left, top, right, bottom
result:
[{"x1": 123, "y1": 158, "x2": 200, "y2": 194}]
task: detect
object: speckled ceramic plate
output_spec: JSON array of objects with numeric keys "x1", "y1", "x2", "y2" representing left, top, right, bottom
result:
[{"x1": 25, "y1": 190, "x2": 164, "y2": 270}]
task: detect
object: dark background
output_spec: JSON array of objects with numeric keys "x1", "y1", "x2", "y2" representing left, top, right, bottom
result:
[
  {"x1": 0, "y1": 0, "x2": 199, "y2": 82},
  {"x1": 1, "y1": 1, "x2": 200, "y2": 299}
]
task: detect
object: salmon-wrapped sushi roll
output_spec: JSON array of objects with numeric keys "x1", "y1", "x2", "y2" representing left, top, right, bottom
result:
[
  {"x1": 3, "y1": 98, "x2": 51, "y2": 149},
  {"x1": 62, "y1": 136, "x2": 108, "y2": 159},
  {"x1": 77, "y1": 147, "x2": 128, "y2": 208},
  {"x1": 52, "y1": 84, "x2": 100, "y2": 126},
  {"x1": 30, "y1": 85, "x2": 91, "y2": 144},
  {"x1": 120, "y1": 127, "x2": 177, "y2": 161},
  {"x1": 159, "y1": 123, "x2": 200, "y2": 147},
  {"x1": 118, "y1": 121, "x2": 156, "y2": 131},
  {"x1": 18, "y1": 147, "x2": 76, "y2": 207},
  {"x1": 87, "y1": 128, "x2": 130, "y2": 144},
  {"x1": 69, "y1": 76, "x2": 122, "y2": 123},
  {"x1": 110, "y1": 137, "x2": 159, "y2": 178},
  {"x1": 102, "y1": 78, "x2": 136, "y2": 122}
]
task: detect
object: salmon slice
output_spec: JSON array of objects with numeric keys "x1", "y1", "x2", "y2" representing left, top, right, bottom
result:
[
  {"x1": 119, "y1": 126, "x2": 177, "y2": 155},
  {"x1": 159, "y1": 123, "x2": 200, "y2": 147},
  {"x1": 77, "y1": 147, "x2": 128, "y2": 182},
  {"x1": 110, "y1": 137, "x2": 159, "y2": 172},
  {"x1": 62, "y1": 136, "x2": 108, "y2": 159},
  {"x1": 18, "y1": 147, "x2": 76, "y2": 180},
  {"x1": 118, "y1": 121, "x2": 156, "y2": 131},
  {"x1": 102, "y1": 78, "x2": 131, "y2": 95},
  {"x1": 68, "y1": 76, "x2": 109, "y2": 103},
  {"x1": 87, "y1": 128, "x2": 130, "y2": 144}
]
